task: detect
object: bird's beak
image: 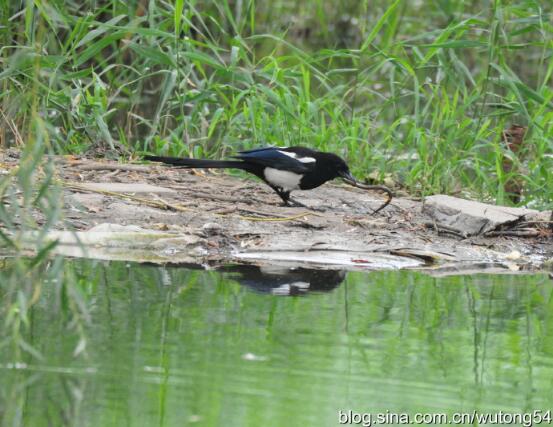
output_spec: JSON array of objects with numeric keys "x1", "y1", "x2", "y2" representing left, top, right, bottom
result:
[{"x1": 340, "y1": 171, "x2": 357, "y2": 185}]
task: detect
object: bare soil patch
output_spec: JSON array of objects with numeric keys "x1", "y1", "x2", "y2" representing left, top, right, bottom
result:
[{"x1": 2, "y1": 152, "x2": 552, "y2": 274}]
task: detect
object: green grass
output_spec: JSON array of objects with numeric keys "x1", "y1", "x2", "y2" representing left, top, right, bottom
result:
[
  {"x1": 1, "y1": 0, "x2": 552, "y2": 218},
  {"x1": 0, "y1": 2, "x2": 551, "y2": 422}
]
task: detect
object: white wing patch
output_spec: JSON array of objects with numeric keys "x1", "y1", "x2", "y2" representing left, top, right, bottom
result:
[
  {"x1": 271, "y1": 281, "x2": 310, "y2": 295},
  {"x1": 278, "y1": 150, "x2": 316, "y2": 164},
  {"x1": 264, "y1": 167, "x2": 302, "y2": 191}
]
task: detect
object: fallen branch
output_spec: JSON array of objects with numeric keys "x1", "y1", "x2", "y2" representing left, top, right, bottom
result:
[
  {"x1": 182, "y1": 190, "x2": 244, "y2": 203},
  {"x1": 212, "y1": 207, "x2": 238, "y2": 215},
  {"x1": 63, "y1": 182, "x2": 190, "y2": 212},
  {"x1": 485, "y1": 229, "x2": 540, "y2": 237},
  {"x1": 63, "y1": 181, "x2": 320, "y2": 223},
  {"x1": 423, "y1": 221, "x2": 468, "y2": 239},
  {"x1": 515, "y1": 220, "x2": 553, "y2": 227},
  {"x1": 76, "y1": 163, "x2": 150, "y2": 173},
  {"x1": 236, "y1": 211, "x2": 321, "y2": 222},
  {"x1": 167, "y1": 185, "x2": 270, "y2": 204}
]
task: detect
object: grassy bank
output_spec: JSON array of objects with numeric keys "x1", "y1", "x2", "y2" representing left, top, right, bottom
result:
[
  {"x1": 1, "y1": 0, "x2": 552, "y2": 213},
  {"x1": 0, "y1": 3, "x2": 552, "y2": 424}
]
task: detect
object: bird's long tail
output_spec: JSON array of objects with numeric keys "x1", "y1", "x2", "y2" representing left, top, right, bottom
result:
[{"x1": 144, "y1": 155, "x2": 246, "y2": 170}]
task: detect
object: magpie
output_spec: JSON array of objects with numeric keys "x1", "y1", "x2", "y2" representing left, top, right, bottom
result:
[
  {"x1": 221, "y1": 265, "x2": 346, "y2": 296},
  {"x1": 145, "y1": 146, "x2": 392, "y2": 213}
]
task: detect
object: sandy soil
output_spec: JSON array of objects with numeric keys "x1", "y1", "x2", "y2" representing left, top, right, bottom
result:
[{"x1": 1, "y1": 152, "x2": 552, "y2": 273}]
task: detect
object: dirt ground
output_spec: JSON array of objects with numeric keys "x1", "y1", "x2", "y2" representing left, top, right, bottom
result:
[{"x1": 2, "y1": 151, "x2": 552, "y2": 274}]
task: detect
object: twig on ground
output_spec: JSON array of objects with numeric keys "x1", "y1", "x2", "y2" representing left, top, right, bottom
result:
[
  {"x1": 63, "y1": 182, "x2": 190, "y2": 212},
  {"x1": 485, "y1": 229, "x2": 540, "y2": 237},
  {"x1": 167, "y1": 185, "x2": 283, "y2": 206},
  {"x1": 423, "y1": 221, "x2": 468, "y2": 239},
  {"x1": 191, "y1": 192, "x2": 243, "y2": 203},
  {"x1": 76, "y1": 163, "x2": 150, "y2": 173},
  {"x1": 236, "y1": 211, "x2": 321, "y2": 222},
  {"x1": 515, "y1": 220, "x2": 553, "y2": 228},
  {"x1": 63, "y1": 181, "x2": 321, "y2": 223},
  {"x1": 212, "y1": 207, "x2": 238, "y2": 215}
]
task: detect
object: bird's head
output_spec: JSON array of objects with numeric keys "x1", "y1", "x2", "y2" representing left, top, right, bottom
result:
[{"x1": 329, "y1": 154, "x2": 356, "y2": 184}]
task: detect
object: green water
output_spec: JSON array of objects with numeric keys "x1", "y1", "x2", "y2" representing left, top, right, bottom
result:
[{"x1": 1, "y1": 260, "x2": 553, "y2": 427}]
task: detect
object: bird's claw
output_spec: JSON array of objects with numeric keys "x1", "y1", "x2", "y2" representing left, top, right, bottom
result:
[{"x1": 283, "y1": 199, "x2": 326, "y2": 212}]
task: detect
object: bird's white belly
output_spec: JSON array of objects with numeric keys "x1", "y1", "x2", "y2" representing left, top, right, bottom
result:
[{"x1": 264, "y1": 167, "x2": 302, "y2": 191}]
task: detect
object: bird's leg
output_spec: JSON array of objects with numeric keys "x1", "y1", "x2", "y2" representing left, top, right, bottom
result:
[
  {"x1": 268, "y1": 185, "x2": 297, "y2": 207},
  {"x1": 282, "y1": 191, "x2": 327, "y2": 211},
  {"x1": 286, "y1": 197, "x2": 308, "y2": 208},
  {"x1": 288, "y1": 197, "x2": 327, "y2": 212},
  {"x1": 271, "y1": 187, "x2": 291, "y2": 206},
  {"x1": 269, "y1": 186, "x2": 324, "y2": 211}
]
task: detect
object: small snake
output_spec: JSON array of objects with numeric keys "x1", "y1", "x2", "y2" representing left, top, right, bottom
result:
[{"x1": 342, "y1": 178, "x2": 393, "y2": 214}]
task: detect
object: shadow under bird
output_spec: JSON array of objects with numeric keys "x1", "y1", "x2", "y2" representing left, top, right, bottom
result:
[{"x1": 145, "y1": 146, "x2": 392, "y2": 213}]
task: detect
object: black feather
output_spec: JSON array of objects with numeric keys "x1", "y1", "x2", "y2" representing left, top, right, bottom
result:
[
  {"x1": 144, "y1": 147, "x2": 392, "y2": 213},
  {"x1": 233, "y1": 149, "x2": 311, "y2": 173},
  {"x1": 144, "y1": 155, "x2": 246, "y2": 170}
]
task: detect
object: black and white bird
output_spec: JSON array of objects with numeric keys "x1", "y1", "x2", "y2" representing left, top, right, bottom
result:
[
  {"x1": 145, "y1": 146, "x2": 392, "y2": 213},
  {"x1": 221, "y1": 265, "x2": 346, "y2": 296}
]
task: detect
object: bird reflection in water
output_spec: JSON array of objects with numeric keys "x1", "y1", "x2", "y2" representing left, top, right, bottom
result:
[{"x1": 220, "y1": 265, "x2": 346, "y2": 296}]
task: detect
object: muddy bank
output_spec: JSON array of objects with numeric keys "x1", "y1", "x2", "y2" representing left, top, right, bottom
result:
[{"x1": 2, "y1": 153, "x2": 552, "y2": 274}]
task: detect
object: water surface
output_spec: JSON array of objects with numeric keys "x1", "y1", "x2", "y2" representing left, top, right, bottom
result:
[{"x1": 1, "y1": 260, "x2": 552, "y2": 426}]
